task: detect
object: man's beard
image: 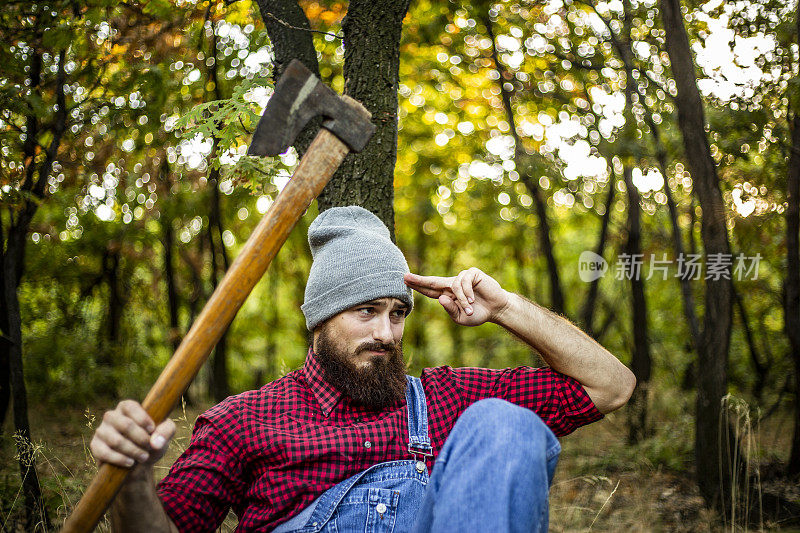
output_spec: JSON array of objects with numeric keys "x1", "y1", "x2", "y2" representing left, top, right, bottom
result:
[{"x1": 314, "y1": 326, "x2": 407, "y2": 410}]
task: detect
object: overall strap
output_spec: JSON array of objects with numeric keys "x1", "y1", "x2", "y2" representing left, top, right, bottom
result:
[{"x1": 405, "y1": 375, "x2": 433, "y2": 458}]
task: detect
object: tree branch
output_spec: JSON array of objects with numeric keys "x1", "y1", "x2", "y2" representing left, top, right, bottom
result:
[
  {"x1": 575, "y1": 0, "x2": 672, "y2": 99},
  {"x1": 21, "y1": 49, "x2": 42, "y2": 194},
  {"x1": 32, "y1": 50, "x2": 67, "y2": 200},
  {"x1": 260, "y1": 10, "x2": 342, "y2": 39}
]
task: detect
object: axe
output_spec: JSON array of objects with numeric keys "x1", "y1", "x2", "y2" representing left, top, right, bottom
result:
[{"x1": 61, "y1": 59, "x2": 375, "y2": 533}]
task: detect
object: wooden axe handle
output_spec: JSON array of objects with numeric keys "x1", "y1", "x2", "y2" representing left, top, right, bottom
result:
[{"x1": 61, "y1": 126, "x2": 352, "y2": 533}]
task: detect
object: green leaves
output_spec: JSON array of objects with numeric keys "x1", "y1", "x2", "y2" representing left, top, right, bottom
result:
[
  {"x1": 0, "y1": 187, "x2": 44, "y2": 211},
  {"x1": 42, "y1": 23, "x2": 74, "y2": 51},
  {"x1": 24, "y1": 93, "x2": 48, "y2": 118},
  {"x1": 142, "y1": 0, "x2": 176, "y2": 18},
  {"x1": 788, "y1": 77, "x2": 800, "y2": 114},
  {"x1": 175, "y1": 74, "x2": 279, "y2": 189}
]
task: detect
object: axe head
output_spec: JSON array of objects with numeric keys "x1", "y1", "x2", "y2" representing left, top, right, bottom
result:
[{"x1": 248, "y1": 60, "x2": 376, "y2": 156}]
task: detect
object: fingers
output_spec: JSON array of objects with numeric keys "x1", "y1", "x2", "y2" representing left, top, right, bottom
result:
[
  {"x1": 404, "y1": 272, "x2": 455, "y2": 299},
  {"x1": 412, "y1": 268, "x2": 504, "y2": 326},
  {"x1": 404, "y1": 272, "x2": 452, "y2": 289},
  {"x1": 92, "y1": 420, "x2": 150, "y2": 466},
  {"x1": 405, "y1": 281, "x2": 442, "y2": 300},
  {"x1": 451, "y1": 270, "x2": 476, "y2": 316},
  {"x1": 462, "y1": 270, "x2": 477, "y2": 305},
  {"x1": 119, "y1": 399, "x2": 155, "y2": 433},
  {"x1": 90, "y1": 400, "x2": 174, "y2": 468},
  {"x1": 438, "y1": 294, "x2": 460, "y2": 319},
  {"x1": 407, "y1": 269, "x2": 483, "y2": 315},
  {"x1": 90, "y1": 436, "x2": 137, "y2": 468},
  {"x1": 450, "y1": 268, "x2": 481, "y2": 316},
  {"x1": 150, "y1": 419, "x2": 176, "y2": 452}
]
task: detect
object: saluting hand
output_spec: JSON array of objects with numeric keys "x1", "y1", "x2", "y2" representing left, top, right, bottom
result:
[{"x1": 404, "y1": 268, "x2": 511, "y2": 327}]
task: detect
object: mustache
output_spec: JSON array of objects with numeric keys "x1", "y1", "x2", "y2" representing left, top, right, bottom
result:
[{"x1": 356, "y1": 341, "x2": 399, "y2": 354}]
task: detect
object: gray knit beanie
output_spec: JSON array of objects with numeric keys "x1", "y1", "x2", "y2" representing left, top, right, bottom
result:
[{"x1": 301, "y1": 206, "x2": 414, "y2": 331}]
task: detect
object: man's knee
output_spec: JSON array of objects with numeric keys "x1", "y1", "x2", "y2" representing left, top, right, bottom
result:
[
  {"x1": 455, "y1": 398, "x2": 558, "y2": 457},
  {"x1": 459, "y1": 398, "x2": 543, "y2": 430}
]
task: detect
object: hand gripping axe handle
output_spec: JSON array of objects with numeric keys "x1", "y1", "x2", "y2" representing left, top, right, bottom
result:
[{"x1": 61, "y1": 59, "x2": 375, "y2": 533}]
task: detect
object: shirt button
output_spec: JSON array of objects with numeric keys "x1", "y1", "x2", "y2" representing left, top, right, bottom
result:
[
  {"x1": 376, "y1": 503, "x2": 387, "y2": 514},
  {"x1": 364, "y1": 440, "x2": 372, "y2": 449}
]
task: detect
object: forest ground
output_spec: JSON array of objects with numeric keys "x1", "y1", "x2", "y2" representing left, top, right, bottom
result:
[{"x1": 0, "y1": 393, "x2": 797, "y2": 532}]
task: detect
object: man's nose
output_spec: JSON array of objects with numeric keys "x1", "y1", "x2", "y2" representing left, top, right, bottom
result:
[{"x1": 372, "y1": 315, "x2": 393, "y2": 344}]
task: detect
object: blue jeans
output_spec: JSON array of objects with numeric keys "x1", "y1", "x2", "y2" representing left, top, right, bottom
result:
[{"x1": 410, "y1": 398, "x2": 561, "y2": 533}]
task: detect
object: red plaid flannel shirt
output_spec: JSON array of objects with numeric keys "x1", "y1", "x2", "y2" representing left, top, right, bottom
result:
[{"x1": 157, "y1": 351, "x2": 603, "y2": 531}]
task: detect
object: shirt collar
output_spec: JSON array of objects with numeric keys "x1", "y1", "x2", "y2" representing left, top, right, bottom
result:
[{"x1": 303, "y1": 348, "x2": 344, "y2": 417}]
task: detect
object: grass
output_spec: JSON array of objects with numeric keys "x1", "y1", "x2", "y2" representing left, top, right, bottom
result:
[
  {"x1": 550, "y1": 408, "x2": 712, "y2": 532},
  {"x1": 0, "y1": 394, "x2": 798, "y2": 532}
]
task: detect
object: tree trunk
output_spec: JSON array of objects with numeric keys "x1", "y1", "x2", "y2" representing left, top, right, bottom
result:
[
  {"x1": 158, "y1": 159, "x2": 194, "y2": 406},
  {"x1": 209, "y1": 170, "x2": 231, "y2": 401},
  {"x1": 202, "y1": 20, "x2": 232, "y2": 402},
  {"x1": 160, "y1": 161, "x2": 182, "y2": 356},
  {"x1": 291, "y1": 216, "x2": 313, "y2": 345},
  {"x1": 180, "y1": 245, "x2": 204, "y2": 330},
  {"x1": 314, "y1": 0, "x2": 412, "y2": 237},
  {"x1": 0, "y1": 44, "x2": 65, "y2": 530},
  {"x1": 95, "y1": 244, "x2": 123, "y2": 395},
  {"x1": 623, "y1": 165, "x2": 652, "y2": 443},
  {"x1": 206, "y1": 165, "x2": 230, "y2": 402},
  {"x1": 3, "y1": 232, "x2": 49, "y2": 530},
  {"x1": 443, "y1": 253, "x2": 463, "y2": 366},
  {"x1": 619, "y1": 0, "x2": 651, "y2": 444},
  {"x1": 255, "y1": 0, "x2": 410, "y2": 236},
  {"x1": 181, "y1": 237, "x2": 206, "y2": 401},
  {"x1": 582, "y1": 179, "x2": 616, "y2": 336},
  {"x1": 785, "y1": 3, "x2": 800, "y2": 475},
  {"x1": 732, "y1": 284, "x2": 767, "y2": 401},
  {"x1": 264, "y1": 265, "x2": 280, "y2": 382},
  {"x1": 640, "y1": 89, "x2": 702, "y2": 357},
  {"x1": 105, "y1": 248, "x2": 122, "y2": 343},
  {"x1": 483, "y1": 12, "x2": 566, "y2": 315},
  {"x1": 681, "y1": 197, "x2": 700, "y2": 391},
  {"x1": 164, "y1": 228, "x2": 180, "y2": 354},
  {"x1": 512, "y1": 228, "x2": 529, "y2": 296},
  {"x1": 0, "y1": 296, "x2": 11, "y2": 431},
  {"x1": 660, "y1": 0, "x2": 734, "y2": 508}
]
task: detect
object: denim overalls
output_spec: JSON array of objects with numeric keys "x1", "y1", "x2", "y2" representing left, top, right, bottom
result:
[{"x1": 272, "y1": 376, "x2": 431, "y2": 533}]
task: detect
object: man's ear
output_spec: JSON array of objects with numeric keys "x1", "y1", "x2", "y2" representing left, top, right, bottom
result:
[{"x1": 309, "y1": 329, "x2": 318, "y2": 353}]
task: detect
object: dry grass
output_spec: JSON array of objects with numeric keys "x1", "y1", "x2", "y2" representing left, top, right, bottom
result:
[
  {"x1": 550, "y1": 410, "x2": 714, "y2": 532},
  {"x1": 550, "y1": 398, "x2": 799, "y2": 533}
]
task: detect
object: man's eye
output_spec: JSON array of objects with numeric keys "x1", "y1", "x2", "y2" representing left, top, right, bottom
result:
[{"x1": 358, "y1": 308, "x2": 373, "y2": 315}]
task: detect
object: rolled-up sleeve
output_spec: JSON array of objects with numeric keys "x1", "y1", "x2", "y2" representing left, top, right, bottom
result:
[
  {"x1": 157, "y1": 408, "x2": 247, "y2": 531},
  {"x1": 439, "y1": 366, "x2": 604, "y2": 436}
]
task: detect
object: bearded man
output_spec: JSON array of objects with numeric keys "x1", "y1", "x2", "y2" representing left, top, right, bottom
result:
[{"x1": 90, "y1": 205, "x2": 635, "y2": 533}]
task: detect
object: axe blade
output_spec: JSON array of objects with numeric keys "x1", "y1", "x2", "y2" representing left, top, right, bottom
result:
[{"x1": 248, "y1": 60, "x2": 375, "y2": 157}]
